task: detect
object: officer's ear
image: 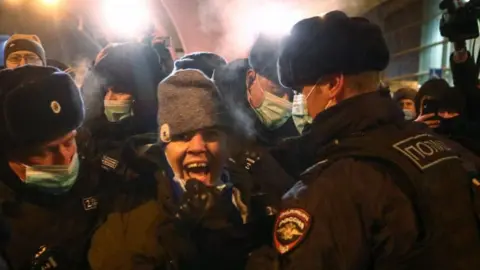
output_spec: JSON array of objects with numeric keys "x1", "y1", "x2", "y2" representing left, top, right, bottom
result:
[
  {"x1": 246, "y1": 69, "x2": 256, "y2": 91},
  {"x1": 319, "y1": 73, "x2": 344, "y2": 99}
]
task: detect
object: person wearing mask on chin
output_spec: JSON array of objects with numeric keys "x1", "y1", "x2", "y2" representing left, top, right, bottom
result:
[
  {"x1": 249, "y1": 11, "x2": 480, "y2": 270},
  {"x1": 392, "y1": 87, "x2": 418, "y2": 121},
  {"x1": 0, "y1": 66, "x2": 109, "y2": 269},
  {"x1": 79, "y1": 42, "x2": 167, "y2": 163}
]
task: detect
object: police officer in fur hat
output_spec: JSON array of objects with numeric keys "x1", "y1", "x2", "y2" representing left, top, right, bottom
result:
[
  {"x1": 79, "y1": 42, "x2": 168, "y2": 162},
  {"x1": 0, "y1": 66, "x2": 109, "y2": 269},
  {"x1": 251, "y1": 11, "x2": 480, "y2": 269}
]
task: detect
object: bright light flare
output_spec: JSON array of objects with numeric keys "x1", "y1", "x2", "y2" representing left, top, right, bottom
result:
[
  {"x1": 102, "y1": 0, "x2": 151, "y2": 38},
  {"x1": 5, "y1": 0, "x2": 23, "y2": 5},
  {"x1": 246, "y1": 2, "x2": 305, "y2": 37},
  {"x1": 41, "y1": 0, "x2": 60, "y2": 5}
]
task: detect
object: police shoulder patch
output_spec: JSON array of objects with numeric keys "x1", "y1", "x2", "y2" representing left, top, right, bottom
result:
[{"x1": 274, "y1": 208, "x2": 312, "y2": 254}]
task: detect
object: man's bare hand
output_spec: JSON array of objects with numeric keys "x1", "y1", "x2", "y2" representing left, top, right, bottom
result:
[{"x1": 415, "y1": 113, "x2": 440, "y2": 129}]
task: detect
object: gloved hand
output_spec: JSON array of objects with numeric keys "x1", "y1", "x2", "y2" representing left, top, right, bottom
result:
[{"x1": 175, "y1": 179, "x2": 241, "y2": 230}]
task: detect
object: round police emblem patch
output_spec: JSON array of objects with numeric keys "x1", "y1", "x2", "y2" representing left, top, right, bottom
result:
[
  {"x1": 160, "y1": 124, "x2": 171, "y2": 143},
  {"x1": 50, "y1": 101, "x2": 61, "y2": 114},
  {"x1": 274, "y1": 208, "x2": 312, "y2": 254}
]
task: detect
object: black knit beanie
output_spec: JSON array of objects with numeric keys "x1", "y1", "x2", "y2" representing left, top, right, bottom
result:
[{"x1": 4, "y1": 34, "x2": 46, "y2": 66}]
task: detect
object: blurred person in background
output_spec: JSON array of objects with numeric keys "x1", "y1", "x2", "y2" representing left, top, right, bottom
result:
[
  {"x1": 249, "y1": 11, "x2": 480, "y2": 269},
  {"x1": 90, "y1": 69, "x2": 274, "y2": 270},
  {"x1": 3, "y1": 34, "x2": 46, "y2": 69},
  {"x1": 392, "y1": 87, "x2": 417, "y2": 120},
  {"x1": 47, "y1": 59, "x2": 77, "y2": 84},
  {"x1": 0, "y1": 66, "x2": 108, "y2": 269},
  {"x1": 449, "y1": 40, "x2": 480, "y2": 123},
  {"x1": 415, "y1": 78, "x2": 480, "y2": 155},
  {"x1": 173, "y1": 52, "x2": 227, "y2": 78},
  {"x1": 46, "y1": 59, "x2": 69, "y2": 71},
  {"x1": 79, "y1": 42, "x2": 168, "y2": 162},
  {"x1": 143, "y1": 33, "x2": 175, "y2": 75},
  {"x1": 46, "y1": 59, "x2": 76, "y2": 82}
]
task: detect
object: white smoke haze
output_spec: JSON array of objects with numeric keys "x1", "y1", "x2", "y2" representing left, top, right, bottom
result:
[
  {"x1": 198, "y1": 0, "x2": 384, "y2": 60},
  {"x1": 75, "y1": 61, "x2": 108, "y2": 122},
  {"x1": 71, "y1": 58, "x2": 93, "y2": 88},
  {"x1": 198, "y1": 0, "x2": 384, "y2": 137}
]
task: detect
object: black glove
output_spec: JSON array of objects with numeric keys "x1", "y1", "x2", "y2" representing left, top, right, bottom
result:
[
  {"x1": 175, "y1": 179, "x2": 241, "y2": 230},
  {"x1": 436, "y1": 116, "x2": 477, "y2": 136}
]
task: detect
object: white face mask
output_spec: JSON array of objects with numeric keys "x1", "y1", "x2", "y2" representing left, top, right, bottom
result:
[
  {"x1": 292, "y1": 93, "x2": 313, "y2": 134},
  {"x1": 252, "y1": 86, "x2": 292, "y2": 130},
  {"x1": 104, "y1": 100, "x2": 133, "y2": 122},
  {"x1": 403, "y1": 109, "x2": 416, "y2": 121},
  {"x1": 23, "y1": 153, "x2": 80, "y2": 194}
]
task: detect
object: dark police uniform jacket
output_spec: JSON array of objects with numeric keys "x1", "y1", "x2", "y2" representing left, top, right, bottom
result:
[
  {"x1": 270, "y1": 91, "x2": 480, "y2": 270},
  {"x1": 0, "y1": 160, "x2": 106, "y2": 270}
]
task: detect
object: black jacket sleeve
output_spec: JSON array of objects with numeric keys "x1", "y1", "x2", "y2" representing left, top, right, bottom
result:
[
  {"x1": 278, "y1": 158, "x2": 419, "y2": 270},
  {"x1": 450, "y1": 51, "x2": 480, "y2": 122}
]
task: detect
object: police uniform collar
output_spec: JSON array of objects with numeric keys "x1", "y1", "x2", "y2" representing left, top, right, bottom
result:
[
  {"x1": 311, "y1": 90, "x2": 403, "y2": 138},
  {"x1": 296, "y1": 91, "x2": 404, "y2": 163}
]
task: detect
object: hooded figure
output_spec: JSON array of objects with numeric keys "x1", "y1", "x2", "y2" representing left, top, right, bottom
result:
[{"x1": 416, "y1": 78, "x2": 480, "y2": 155}]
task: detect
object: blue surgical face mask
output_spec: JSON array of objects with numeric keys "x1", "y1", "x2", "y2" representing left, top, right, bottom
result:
[
  {"x1": 403, "y1": 109, "x2": 416, "y2": 121},
  {"x1": 252, "y1": 89, "x2": 292, "y2": 130},
  {"x1": 104, "y1": 100, "x2": 133, "y2": 122},
  {"x1": 292, "y1": 93, "x2": 313, "y2": 134},
  {"x1": 24, "y1": 153, "x2": 80, "y2": 194}
]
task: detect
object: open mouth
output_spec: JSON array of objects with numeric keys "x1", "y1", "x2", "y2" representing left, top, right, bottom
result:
[{"x1": 183, "y1": 162, "x2": 210, "y2": 183}]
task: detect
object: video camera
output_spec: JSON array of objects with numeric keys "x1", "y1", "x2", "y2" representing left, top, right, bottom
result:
[{"x1": 439, "y1": 0, "x2": 480, "y2": 42}]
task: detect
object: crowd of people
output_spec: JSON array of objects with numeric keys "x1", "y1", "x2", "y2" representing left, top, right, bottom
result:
[{"x1": 0, "y1": 10, "x2": 479, "y2": 270}]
